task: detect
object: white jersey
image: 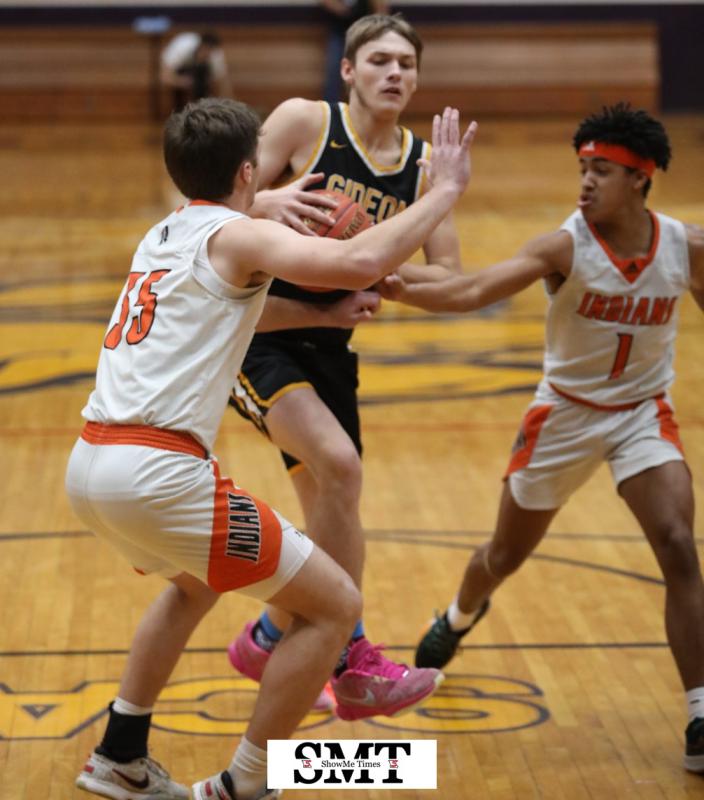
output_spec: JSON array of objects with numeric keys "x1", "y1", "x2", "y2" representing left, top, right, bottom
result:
[
  {"x1": 543, "y1": 210, "x2": 690, "y2": 407},
  {"x1": 83, "y1": 202, "x2": 270, "y2": 451}
]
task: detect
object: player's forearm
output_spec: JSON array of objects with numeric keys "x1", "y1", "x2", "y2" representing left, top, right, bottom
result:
[
  {"x1": 399, "y1": 275, "x2": 477, "y2": 313},
  {"x1": 402, "y1": 258, "x2": 544, "y2": 313},
  {"x1": 347, "y1": 185, "x2": 462, "y2": 286},
  {"x1": 398, "y1": 262, "x2": 457, "y2": 283}
]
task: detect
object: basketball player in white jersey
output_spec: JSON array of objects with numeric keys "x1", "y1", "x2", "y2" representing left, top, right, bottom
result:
[
  {"x1": 65, "y1": 98, "x2": 476, "y2": 800},
  {"x1": 380, "y1": 103, "x2": 704, "y2": 772},
  {"x1": 224, "y1": 13, "x2": 466, "y2": 717}
]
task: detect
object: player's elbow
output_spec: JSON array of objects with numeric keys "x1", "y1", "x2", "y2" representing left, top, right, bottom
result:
[{"x1": 340, "y1": 251, "x2": 382, "y2": 289}]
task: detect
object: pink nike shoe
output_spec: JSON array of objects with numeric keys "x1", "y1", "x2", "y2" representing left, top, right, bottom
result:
[
  {"x1": 331, "y1": 638, "x2": 443, "y2": 722},
  {"x1": 228, "y1": 621, "x2": 333, "y2": 712}
]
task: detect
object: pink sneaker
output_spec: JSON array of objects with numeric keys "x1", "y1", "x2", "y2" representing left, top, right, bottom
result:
[
  {"x1": 331, "y1": 638, "x2": 444, "y2": 722},
  {"x1": 228, "y1": 621, "x2": 333, "y2": 712}
]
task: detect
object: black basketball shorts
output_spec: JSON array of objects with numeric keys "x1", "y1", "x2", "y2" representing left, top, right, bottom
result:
[{"x1": 229, "y1": 336, "x2": 361, "y2": 471}]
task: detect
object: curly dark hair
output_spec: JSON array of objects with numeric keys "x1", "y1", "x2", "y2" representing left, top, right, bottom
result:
[{"x1": 575, "y1": 104, "x2": 672, "y2": 199}]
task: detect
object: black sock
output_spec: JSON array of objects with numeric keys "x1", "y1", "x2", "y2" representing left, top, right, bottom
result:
[{"x1": 95, "y1": 702, "x2": 151, "y2": 763}]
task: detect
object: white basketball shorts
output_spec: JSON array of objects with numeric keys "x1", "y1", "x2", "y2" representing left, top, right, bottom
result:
[
  {"x1": 65, "y1": 422, "x2": 313, "y2": 600},
  {"x1": 504, "y1": 383, "x2": 685, "y2": 510}
]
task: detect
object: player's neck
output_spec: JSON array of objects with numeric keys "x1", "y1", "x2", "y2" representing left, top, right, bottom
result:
[
  {"x1": 592, "y1": 206, "x2": 654, "y2": 260},
  {"x1": 346, "y1": 98, "x2": 403, "y2": 157}
]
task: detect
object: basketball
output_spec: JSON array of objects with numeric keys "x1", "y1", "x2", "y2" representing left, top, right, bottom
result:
[
  {"x1": 304, "y1": 189, "x2": 373, "y2": 240},
  {"x1": 298, "y1": 190, "x2": 373, "y2": 292}
]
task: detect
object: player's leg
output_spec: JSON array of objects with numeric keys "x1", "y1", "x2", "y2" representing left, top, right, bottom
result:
[
  {"x1": 233, "y1": 386, "x2": 441, "y2": 721},
  {"x1": 116, "y1": 572, "x2": 219, "y2": 707},
  {"x1": 193, "y1": 545, "x2": 361, "y2": 800},
  {"x1": 415, "y1": 482, "x2": 557, "y2": 668},
  {"x1": 232, "y1": 360, "x2": 443, "y2": 720},
  {"x1": 618, "y1": 460, "x2": 704, "y2": 771},
  {"x1": 228, "y1": 386, "x2": 360, "y2": 710},
  {"x1": 230, "y1": 342, "x2": 364, "y2": 601},
  {"x1": 67, "y1": 439, "x2": 211, "y2": 799},
  {"x1": 266, "y1": 386, "x2": 364, "y2": 585},
  {"x1": 77, "y1": 574, "x2": 217, "y2": 800},
  {"x1": 416, "y1": 390, "x2": 599, "y2": 669},
  {"x1": 243, "y1": 546, "x2": 360, "y2": 741}
]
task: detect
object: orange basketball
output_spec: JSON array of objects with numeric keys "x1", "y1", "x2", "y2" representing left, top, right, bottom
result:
[
  {"x1": 298, "y1": 189, "x2": 373, "y2": 292},
  {"x1": 304, "y1": 189, "x2": 373, "y2": 240}
]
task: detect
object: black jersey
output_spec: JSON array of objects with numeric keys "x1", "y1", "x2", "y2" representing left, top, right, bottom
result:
[{"x1": 260, "y1": 101, "x2": 429, "y2": 348}]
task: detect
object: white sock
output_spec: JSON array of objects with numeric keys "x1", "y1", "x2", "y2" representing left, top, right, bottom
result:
[
  {"x1": 686, "y1": 687, "x2": 704, "y2": 722},
  {"x1": 446, "y1": 597, "x2": 482, "y2": 633},
  {"x1": 112, "y1": 697, "x2": 153, "y2": 716},
  {"x1": 228, "y1": 737, "x2": 268, "y2": 800}
]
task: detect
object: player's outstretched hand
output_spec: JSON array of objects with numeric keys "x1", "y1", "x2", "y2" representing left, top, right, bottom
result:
[
  {"x1": 256, "y1": 172, "x2": 338, "y2": 235},
  {"x1": 417, "y1": 108, "x2": 477, "y2": 198}
]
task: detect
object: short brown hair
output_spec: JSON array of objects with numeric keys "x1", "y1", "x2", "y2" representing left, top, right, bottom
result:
[
  {"x1": 163, "y1": 98, "x2": 260, "y2": 201},
  {"x1": 344, "y1": 13, "x2": 423, "y2": 68}
]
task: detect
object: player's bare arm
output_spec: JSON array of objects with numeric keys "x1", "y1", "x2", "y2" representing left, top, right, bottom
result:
[
  {"x1": 686, "y1": 223, "x2": 704, "y2": 311},
  {"x1": 248, "y1": 99, "x2": 338, "y2": 233},
  {"x1": 380, "y1": 229, "x2": 573, "y2": 313},
  {"x1": 422, "y1": 211, "x2": 463, "y2": 273}
]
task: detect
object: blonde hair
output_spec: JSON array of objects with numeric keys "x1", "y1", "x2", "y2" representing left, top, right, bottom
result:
[{"x1": 344, "y1": 13, "x2": 423, "y2": 68}]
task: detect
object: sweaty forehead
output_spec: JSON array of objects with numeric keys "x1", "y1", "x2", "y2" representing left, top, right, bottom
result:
[
  {"x1": 358, "y1": 32, "x2": 416, "y2": 58},
  {"x1": 579, "y1": 156, "x2": 617, "y2": 168}
]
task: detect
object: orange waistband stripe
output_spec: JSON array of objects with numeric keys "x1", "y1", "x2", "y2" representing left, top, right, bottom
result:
[
  {"x1": 549, "y1": 383, "x2": 664, "y2": 412},
  {"x1": 81, "y1": 421, "x2": 207, "y2": 459}
]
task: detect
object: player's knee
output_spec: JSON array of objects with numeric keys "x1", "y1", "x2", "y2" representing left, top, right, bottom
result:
[
  {"x1": 324, "y1": 574, "x2": 362, "y2": 638},
  {"x1": 317, "y1": 444, "x2": 362, "y2": 489},
  {"x1": 651, "y1": 523, "x2": 699, "y2": 581},
  {"x1": 486, "y1": 542, "x2": 529, "y2": 579}
]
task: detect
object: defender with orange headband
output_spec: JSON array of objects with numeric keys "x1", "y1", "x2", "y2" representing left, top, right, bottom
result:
[
  {"x1": 377, "y1": 102, "x2": 704, "y2": 776},
  {"x1": 578, "y1": 140, "x2": 656, "y2": 177},
  {"x1": 574, "y1": 102, "x2": 671, "y2": 189}
]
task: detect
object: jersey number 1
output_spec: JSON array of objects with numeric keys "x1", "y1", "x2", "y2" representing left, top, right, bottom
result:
[
  {"x1": 608, "y1": 332, "x2": 633, "y2": 380},
  {"x1": 103, "y1": 270, "x2": 170, "y2": 350}
]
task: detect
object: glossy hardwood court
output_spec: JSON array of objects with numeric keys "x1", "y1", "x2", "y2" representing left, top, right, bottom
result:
[{"x1": 0, "y1": 115, "x2": 703, "y2": 799}]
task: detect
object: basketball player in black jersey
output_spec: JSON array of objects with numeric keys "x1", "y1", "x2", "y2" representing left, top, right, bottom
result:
[{"x1": 226, "y1": 14, "x2": 466, "y2": 719}]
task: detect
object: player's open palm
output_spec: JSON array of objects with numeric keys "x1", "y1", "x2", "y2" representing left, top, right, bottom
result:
[{"x1": 419, "y1": 107, "x2": 477, "y2": 197}]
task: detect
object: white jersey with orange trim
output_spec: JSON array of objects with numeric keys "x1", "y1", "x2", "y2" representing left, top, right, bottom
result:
[
  {"x1": 543, "y1": 210, "x2": 690, "y2": 407},
  {"x1": 83, "y1": 201, "x2": 270, "y2": 451}
]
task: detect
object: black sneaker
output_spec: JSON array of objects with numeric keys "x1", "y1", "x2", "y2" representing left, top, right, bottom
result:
[
  {"x1": 414, "y1": 600, "x2": 490, "y2": 669},
  {"x1": 684, "y1": 716, "x2": 704, "y2": 772}
]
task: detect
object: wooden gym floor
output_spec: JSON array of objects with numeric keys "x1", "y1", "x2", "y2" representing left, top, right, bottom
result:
[{"x1": 0, "y1": 115, "x2": 703, "y2": 799}]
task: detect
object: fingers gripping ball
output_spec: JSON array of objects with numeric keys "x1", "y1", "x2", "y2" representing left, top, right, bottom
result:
[{"x1": 299, "y1": 189, "x2": 374, "y2": 292}]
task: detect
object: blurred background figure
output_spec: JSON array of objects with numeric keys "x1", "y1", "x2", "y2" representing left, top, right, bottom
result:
[
  {"x1": 319, "y1": 1, "x2": 389, "y2": 102},
  {"x1": 160, "y1": 30, "x2": 231, "y2": 111}
]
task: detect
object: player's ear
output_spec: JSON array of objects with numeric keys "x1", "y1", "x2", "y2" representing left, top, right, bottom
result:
[
  {"x1": 239, "y1": 160, "x2": 254, "y2": 186},
  {"x1": 632, "y1": 169, "x2": 649, "y2": 194},
  {"x1": 340, "y1": 57, "x2": 354, "y2": 87}
]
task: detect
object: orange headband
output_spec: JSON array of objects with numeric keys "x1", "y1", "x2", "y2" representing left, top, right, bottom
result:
[{"x1": 578, "y1": 141, "x2": 656, "y2": 177}]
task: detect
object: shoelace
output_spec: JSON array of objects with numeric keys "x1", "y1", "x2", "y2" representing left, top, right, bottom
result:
[
  {"x1": 351, "y1": 642, "x2": 408, "y2": 680},
  {"x1": 426, "y1": 616, "x2": 458, "y2": 650}
]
